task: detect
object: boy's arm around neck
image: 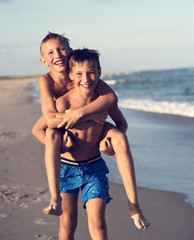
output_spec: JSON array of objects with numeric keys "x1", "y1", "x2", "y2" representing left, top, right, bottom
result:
[
  {"x1": 56, "y1": 80, "x2": 117, "y2": 129},
  {"x1": 79, "y1": 79, "x2": 117, "y2": 116}
]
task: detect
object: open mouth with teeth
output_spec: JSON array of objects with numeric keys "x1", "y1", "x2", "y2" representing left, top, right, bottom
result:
[
  {"x1": 55, "y1": 60, "x2": 65, "y2": 65},
  {"x1": 80, "y1": 84, "x2": 93, "y2": 88}
]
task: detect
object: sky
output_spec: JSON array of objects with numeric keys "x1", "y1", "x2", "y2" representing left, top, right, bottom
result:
[{"x1": 0, "y1": 0, "x2": 194, "y2": 76}]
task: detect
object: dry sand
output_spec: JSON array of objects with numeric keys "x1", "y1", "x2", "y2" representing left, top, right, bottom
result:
[{"x1": 0, "y1": 77, "x2": 194, "y2": 240}]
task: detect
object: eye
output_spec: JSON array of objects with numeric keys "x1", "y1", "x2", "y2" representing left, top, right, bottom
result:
[
  {"x1": 59, "y1": 47, "x2": 67, "y2": 53},
  {"x1": 76, "y1": 72, "x2": 82, "y2": 76},
  {"x1": 48, "y1": 51, "x2": 53, "y2": 55}
]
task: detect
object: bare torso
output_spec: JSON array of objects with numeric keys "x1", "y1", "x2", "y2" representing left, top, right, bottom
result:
[{"x1": 56, "y1": 90, "x2": 104, "y2": 161}]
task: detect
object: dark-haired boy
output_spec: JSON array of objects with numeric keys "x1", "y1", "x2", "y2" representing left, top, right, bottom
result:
[{"x1": 57, "y1": 49, "x2": 149, "y2": 239}]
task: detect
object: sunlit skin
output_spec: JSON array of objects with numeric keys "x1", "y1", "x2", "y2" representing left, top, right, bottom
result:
[
  {"x1": 57, "y1": 56, "x2": 150, "y2": 239},
  {"x1": 58, "y1": 60, "x2": 103, "y2": 161},
  {"x1": 56, "y1": 60, "x2": 109, "y2": 239},
  {"x1": 69, "y1": 61, "x2": 101, "y2": 100},
  {"x1": 32, "y1": 39, "x2": 116, "y2": 217},
  {"x1": 32, "y1": 36, "x2": 150, "y2": 233}
]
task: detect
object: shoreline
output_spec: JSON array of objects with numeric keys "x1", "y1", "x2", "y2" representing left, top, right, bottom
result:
[
  {"x1": 104, "y1": 107, "x2": 194, "y2": 208},
  {"x1": 29, "y1": 78, "x2": 194, "y2": 207},
  {"x1": 0, "y1": 77, "x2": 194, "y2": 239},
  {"x1": 2, "y1": 76, "x2": 193, "y2": 206}
]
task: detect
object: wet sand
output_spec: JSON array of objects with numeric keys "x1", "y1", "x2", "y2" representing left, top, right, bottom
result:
[{"x1": 0, "y1": 77, "x2": 194, "y2": 240}]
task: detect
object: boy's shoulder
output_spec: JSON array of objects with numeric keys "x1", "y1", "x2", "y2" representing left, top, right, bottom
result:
[
  {"x1": 39, "y1": 72, "x2": 54, "y2": 85},
  {"x1": 38, "y1": 72, "x2": 55, "y2": 91}
]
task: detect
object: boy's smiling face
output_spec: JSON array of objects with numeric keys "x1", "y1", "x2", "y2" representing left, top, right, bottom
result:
[
  {"x1": 40, "y1": 39, "x2": 70, "y2": 73},
  {"x1": 69, "y1": 60, "x2": 101, "y2": 96}
]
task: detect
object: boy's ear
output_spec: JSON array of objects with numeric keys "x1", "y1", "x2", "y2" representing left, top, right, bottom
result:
[
  {"x1": 99, "y1": 67, "x2": 101, "y2": 77},
  {"x1": 69, "y1": 72, "x2": 74, "y2": 81},
  {"x1": 40, "y1": 57, "x2": 49, "y2": 68}
]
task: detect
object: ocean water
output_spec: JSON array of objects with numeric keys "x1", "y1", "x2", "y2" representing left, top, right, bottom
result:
[
  {"x1": 103, "y1": 67, "x2": 194, "y2": 118},
  {"x1": 31, "y1": 67, "x2": 194, "y2": 207}
]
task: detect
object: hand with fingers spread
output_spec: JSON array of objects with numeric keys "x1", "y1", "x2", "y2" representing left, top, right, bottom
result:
[
  {"x1": 56, "y1": 109, "x2": 82, "y2": 129},
  {"x1": 57, "y1": 109, "x2": 108, "y2": 129}
]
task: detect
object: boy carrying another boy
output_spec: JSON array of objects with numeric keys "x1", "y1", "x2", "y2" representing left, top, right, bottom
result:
[
  {"x1": 55, "y1": 48, "x2": 149, "y2": 239},
  {"x1": 32, "y1": 33, "x2": 149, "y2": 235},
  {"x1": 32, "y1": 32, "x2": 117, "y2": 216}
]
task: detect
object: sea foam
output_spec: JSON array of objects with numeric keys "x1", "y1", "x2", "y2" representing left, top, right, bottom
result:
[{"x1": 118, "y1": 98, "x2": 194, "y2": 118}]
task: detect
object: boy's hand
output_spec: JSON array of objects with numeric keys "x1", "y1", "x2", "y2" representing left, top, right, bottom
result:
[
  {"x1": 60, "y1": 131, "x2": 74, "y2": 153},
  {"x1": 129, "y1": 202, "x2": 150, "y2": 229},
  {"x1": 56, "y1": 109, "x2": 81, "y2": 129},
  {"x1": 99, "y1": 137, "x2": 115, "y2": 156},
  {"x1": 57, "y1": 110, "x2": 108, "y2": 129}
]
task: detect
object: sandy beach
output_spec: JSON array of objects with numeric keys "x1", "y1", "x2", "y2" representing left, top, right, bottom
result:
[{"x1": 0, "y1": 77, "x2": 194, "y2": 240}]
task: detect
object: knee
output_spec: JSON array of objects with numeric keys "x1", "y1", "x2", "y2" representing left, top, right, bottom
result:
[
  {"x1": 59, "y1": 216, "x2": 77, "y2": 237},
  {"x1": 112, "y1": 131, "x2": 128, "y2": 151},
  {"x1": 93, "y1": 219, "x2": 106, "y2": 232},
  {"x1": 89, "y1": 218, "x2": 107, "y2": 238},
  {"x1": 45, "y1": 128, "x2": 61, "y2": 143}
]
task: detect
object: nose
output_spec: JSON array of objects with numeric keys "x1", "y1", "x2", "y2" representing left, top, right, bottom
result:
[
  {"x1": 54, "y1": 49, "x2": 62, "y2": 58},
  {"x1": 82, "y1": 73, "x2": 91, "y2": 84}
]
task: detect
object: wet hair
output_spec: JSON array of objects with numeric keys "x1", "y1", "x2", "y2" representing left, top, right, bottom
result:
[
  {"x1": 68, "y1": 48, "x2": 101, "y2": 72},
  {"x1": 40, "y1": 32, "x2": 71, "y2": 56}
]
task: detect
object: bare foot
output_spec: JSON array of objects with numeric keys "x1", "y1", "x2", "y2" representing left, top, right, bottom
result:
[
  {"x1": 131, "y1": 213, "x2": 150, "y2": 229},
  {"x1": 43, "y1": 197, "x2": 63, "y2": 216},
  {"x1": 129, "y1": 202, "x2": 150, "y2": 229}
]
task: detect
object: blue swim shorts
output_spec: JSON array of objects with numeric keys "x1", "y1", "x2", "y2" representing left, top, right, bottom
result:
[{"x1": 60, "y1": 154, "x2": 111, "y2": 208}]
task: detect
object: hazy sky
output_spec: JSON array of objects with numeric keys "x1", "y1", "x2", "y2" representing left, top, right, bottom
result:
[{"x1": 1, "y1": 0, "x2": 194, "y2": 76}]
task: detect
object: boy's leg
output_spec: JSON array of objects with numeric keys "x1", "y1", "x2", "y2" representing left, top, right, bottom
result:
[
  {"x1": 32, "y1": 116, "x2": 47, "y2": 145},
  {"x1": 86, "y1": 198, "x2": 108, "y2": 240},
  {"x1": 102, "y1": 123, "x2": 138, "y2": 202},
  {"x1": 100, "y1": 123, "x2": 149, "y2": 229},
  {"x1": 59, "y1": 192, "x2": 79, "y2": 240},
  {"x1": 43, "y1": 128, "x2": 63, "y2": 216}
]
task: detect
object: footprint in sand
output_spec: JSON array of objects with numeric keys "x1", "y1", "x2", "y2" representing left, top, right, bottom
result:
[
  {"x1": 18, "y1": 202, "x2": 28, "y2": 208},
  {"x1": 34, "y1": 234, "x2": 58, "y2": 240},
  {"x1": 32, "y1": 197, "x2": 42, "y2": 203},
  {"x1": 0, "y1": 212, "x2": 8, "y2": 218},
  {"x1": 34, "y1": 219, "x2": 56, "y2": 226},
  {"x1": 0, "y1": 131, "x2": 18, "y2": 143},
  {"x1": 0, "y1": 131, "x2": 16, "y2": 139}
]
